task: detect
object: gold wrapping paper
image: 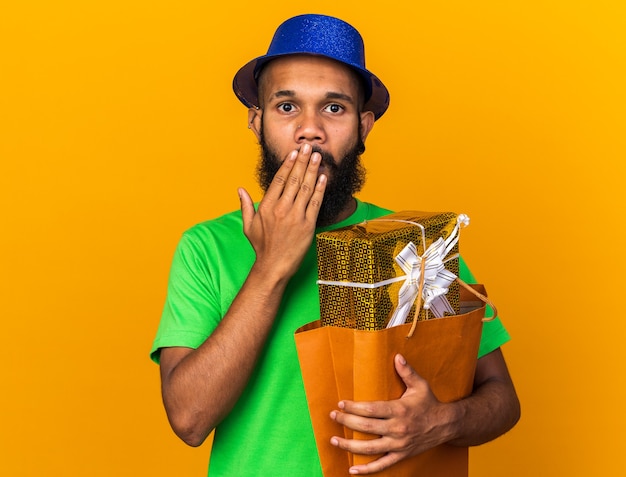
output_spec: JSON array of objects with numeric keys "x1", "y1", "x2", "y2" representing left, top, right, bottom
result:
[{"x1": 316, "y1": 211, "x2": 461, "y2": 330}]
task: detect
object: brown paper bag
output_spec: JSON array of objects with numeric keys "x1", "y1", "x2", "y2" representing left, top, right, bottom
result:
[{"x1": 295, "y1": 284, "x2": 489, "y2": 477}]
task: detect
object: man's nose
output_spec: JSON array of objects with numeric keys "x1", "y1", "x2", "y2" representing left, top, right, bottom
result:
[{"x1": 295, "y1": 111, "x2": 325, "y2": 144}]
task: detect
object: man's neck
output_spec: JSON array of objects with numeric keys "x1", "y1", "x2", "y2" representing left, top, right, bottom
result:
[{"x1": 320, "y1": 197, "x2": 357, "y2": 227}]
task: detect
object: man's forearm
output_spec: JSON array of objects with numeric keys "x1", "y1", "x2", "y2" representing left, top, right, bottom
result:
[
  {"x1": 159, "y1": 266, "x2": 289, "y2": 446},
  {"x1": 447, "y1": 348, "x2": 520, "y2": 447}
]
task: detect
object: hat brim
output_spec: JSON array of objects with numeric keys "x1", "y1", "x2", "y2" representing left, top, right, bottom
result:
[{"x1": 232, "y1": 52, "x2": 390, "y2": 120}]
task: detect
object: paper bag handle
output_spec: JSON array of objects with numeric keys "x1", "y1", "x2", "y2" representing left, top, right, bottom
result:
[
  {"x1": 406, "y1": 274, "x2": 497, "y2": 339},
  {"x1": 455, "y1": 278, "x2": 498, "y2": 323}
]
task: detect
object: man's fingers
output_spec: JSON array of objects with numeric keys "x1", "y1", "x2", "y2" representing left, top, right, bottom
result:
[
  {"x1": 266, "y1": 144, "x2": 321, "y2": 203},
  {"x1": 330, "y1": 406, "x2": 391, "y2": 437},
  {"x1": 239, "y1": 187, "x2": 255, "y2": 235},
  {"x1": 347, "y1": 453, "x2": 403, "y2": 475},
  {"x1": 330, "y1": 434, "x2": 407, "y2": 474},
  {"x1": 292, "y1": 150, "x2": 321, "y2": 201},
  {"x1": 305, "y1": 173, "x2": 326, "y2": 221},
  {"x1": 277, "y1": 144, "x2": 321, "y2": 205},
  {"x1": 394, "y1": 354, "x2": 422, "y2": 389},
  {"x1": 263, "y1": 150, "x2": 298, "y2": 200},
  {"x1": 329, "y1": 434, "x2": 404, "y2": 474},
  {"x1": 335, "y1": 398, "x2": 395, "y2": 420}
]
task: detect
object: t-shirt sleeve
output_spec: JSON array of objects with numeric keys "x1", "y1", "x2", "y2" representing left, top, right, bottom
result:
[
  {"x1": 459, "y1": 256, "x2": 511, "y2": 358},
  {"x1": 150, "y1": 232, "x2": 222, "y2": 364}
]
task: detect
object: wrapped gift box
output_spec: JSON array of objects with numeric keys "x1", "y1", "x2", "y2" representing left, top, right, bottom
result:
[{"x1": 316, "y1": 211, "x2": 463, "y2": 330}]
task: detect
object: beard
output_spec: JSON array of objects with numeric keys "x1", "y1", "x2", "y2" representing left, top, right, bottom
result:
[{"x1": 257, "y1": 130, "x2": 367, "y2": 227}]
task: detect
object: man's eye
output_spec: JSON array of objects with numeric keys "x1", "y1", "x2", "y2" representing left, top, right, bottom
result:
[
  {"x1": 278, "y1": 103, "x2": 294, "y2": 112},
  {"x1": 325, "y1": 104, "x2": 343, "y2": 113}
]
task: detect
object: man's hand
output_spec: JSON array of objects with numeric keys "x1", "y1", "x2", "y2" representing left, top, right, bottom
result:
[
  {"x1": 329, "y1": 354, "x2": 455, "y2": 474},
  {"x1": 330, "y1": 350, "x2": 520, "y2": 475},
  {"x1": 239, "y1": 143, "x2": 327, "y2": 283}
]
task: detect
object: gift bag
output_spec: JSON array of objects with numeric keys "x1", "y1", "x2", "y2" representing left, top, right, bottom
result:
[
  {"x1": 296, "y1": 211, "x2": 494, "y2": 476},
  {"x1": 295, "y1": 283, "x2": 491, "y2": 477}
]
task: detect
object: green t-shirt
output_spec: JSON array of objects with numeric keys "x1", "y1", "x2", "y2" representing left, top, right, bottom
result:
[{"x1": 150, "y1": 200, "x2": 510, "y2": 476}]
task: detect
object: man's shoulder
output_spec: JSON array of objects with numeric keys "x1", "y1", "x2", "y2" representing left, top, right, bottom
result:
[
  {"x1": 349, "y1": 200, "x2": 393, "y2": 224},
  {"x1": 183, "y1": 208, "x2": 243, "y2": 236},
  {"x1": 177, "y1": 208, "x2": 247, "y2": 253},
  {"x1": 359, "y1": 201, "x2": 393, "y2": 219}
]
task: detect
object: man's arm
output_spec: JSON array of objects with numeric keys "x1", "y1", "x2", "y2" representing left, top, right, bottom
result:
[
  {"x1": 159, "y1": 145, "x2": 326, "y2": 447},
  {"x1": 330, "y1": 348, "x2": 520, "y2": 475}
]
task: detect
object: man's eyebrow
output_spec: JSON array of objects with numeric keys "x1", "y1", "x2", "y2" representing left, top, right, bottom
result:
[
  {"x1": 269, "y1": 90, "x2": 355, "y2": 103},
  {"x1": 325, "y1": 92, "x2": 355, "y2": 103},
  {"x1": 271, "y1": 90, "x2": 296, "y2": 99}
]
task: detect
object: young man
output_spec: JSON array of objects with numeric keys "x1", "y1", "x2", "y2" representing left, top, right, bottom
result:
[{"x1": 151, "y1": 14, "x2": 520, "y2": 476}]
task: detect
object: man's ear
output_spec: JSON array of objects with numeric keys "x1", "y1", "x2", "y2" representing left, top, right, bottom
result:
[
  {"x1": 359, "y1": 110, "x2": 375, "y2": 142},
  {"x1": 248, "y1": 107, "x2": 262, "y2": 142}
]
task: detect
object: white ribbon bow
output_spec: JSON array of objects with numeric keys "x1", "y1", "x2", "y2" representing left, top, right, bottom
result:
[{"x1": 386, "y1": 214, "x2": 469, "y2": 327}]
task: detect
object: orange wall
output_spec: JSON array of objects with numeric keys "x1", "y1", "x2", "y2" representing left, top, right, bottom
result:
[{"x1": 1, "y1": 1, "x2": 624, "y2": 476}]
